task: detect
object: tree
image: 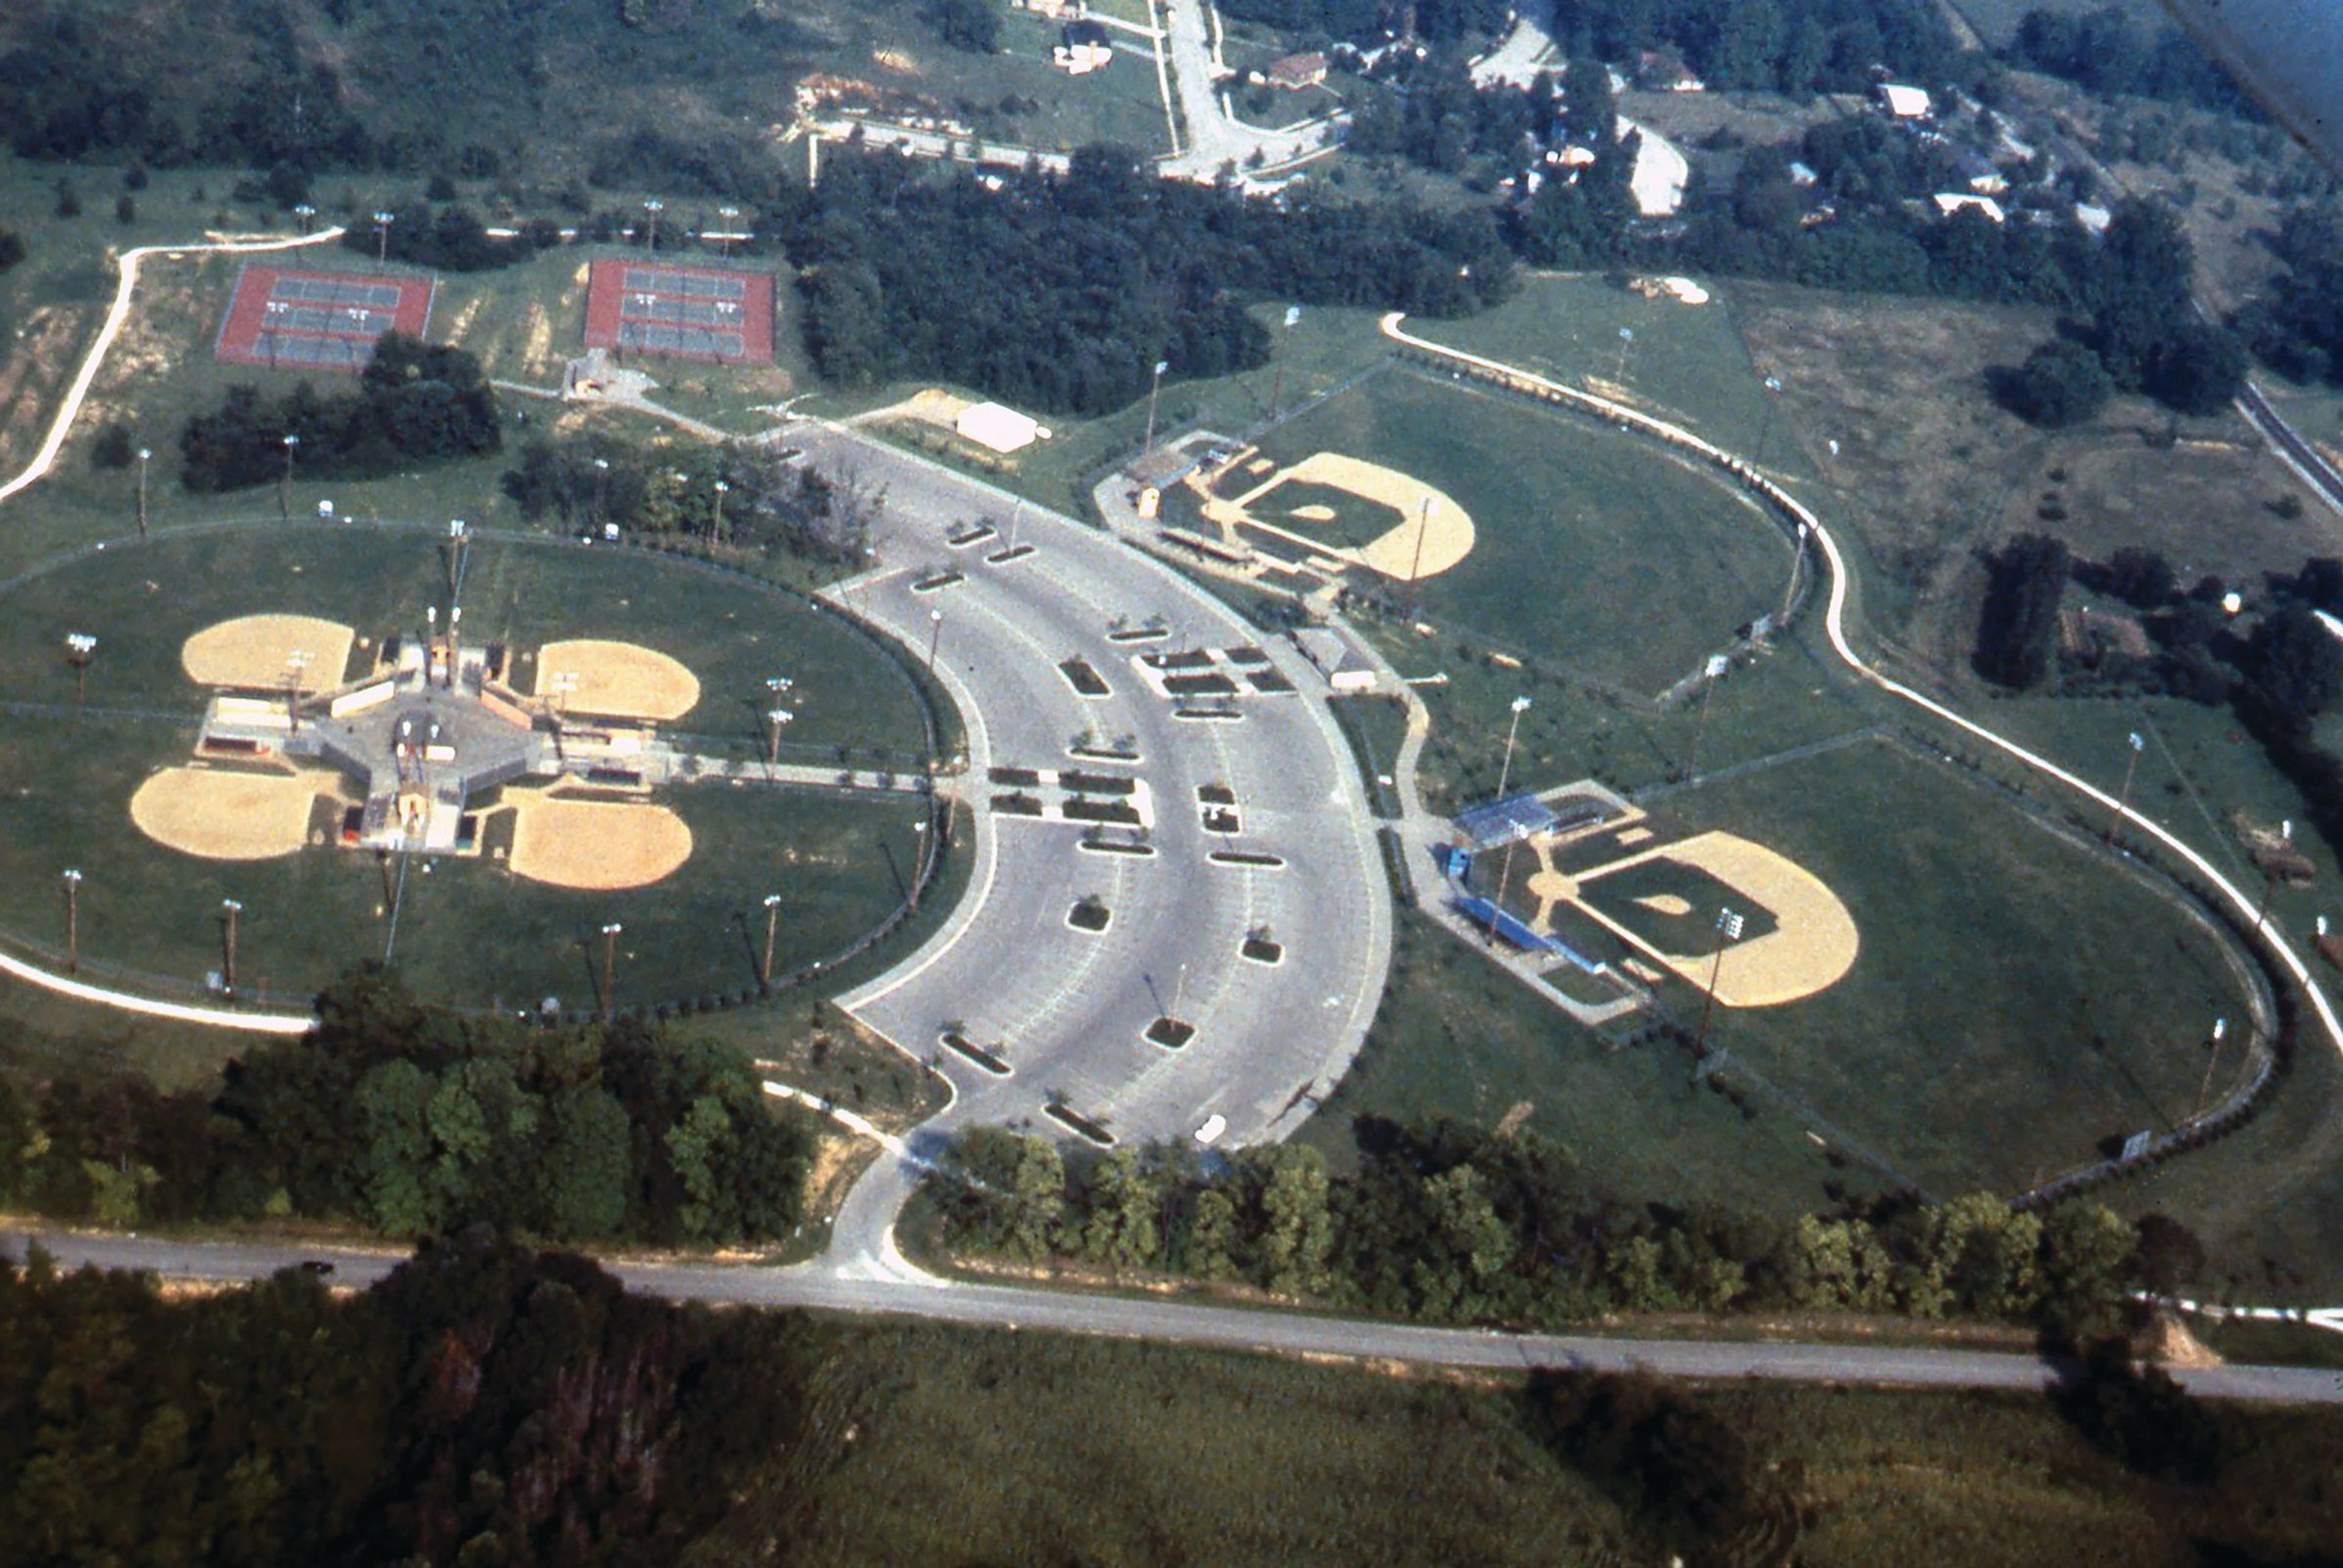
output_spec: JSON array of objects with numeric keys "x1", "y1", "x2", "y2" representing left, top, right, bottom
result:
[
  {"x1": 927, "y1": 0, "x2": 1001, "y2": 52},
  {"x1": 1006, "y1": 1134, "x2": 1068, "y2": 1261},
  {"x1": 1186, "y1": 1185, "x2": 1242, "y2": 1281},
  {"x1": 2145, "y1": 322, "x2": 2248, "y2": 415},
  {"x1": 1974, "y1": 534, "x2": 2073, "y2": 689},
  {"x1": 90, "y1": 420, "x2": 135, "y2": 470},
  {"x1": 1998, "y1": 338, "x2": 2114, "y2": 428},
  {"x1": 1080, "y1": 1148, "x2": 1165, "y2": 1271},
  {"x1": 2037, "y1": 1202, "x2": 2137, "y2": 1340},
  {"x1": 1261, "y1": 1145, "x2": 1336, "y2": 1298}
]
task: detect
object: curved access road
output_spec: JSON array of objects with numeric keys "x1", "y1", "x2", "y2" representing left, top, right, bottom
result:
[
  {"x1": 1378, "y1": 311, "x2": 2343, "y2": 1073},
  {"x1": 0, "y1": 226, "x2": 347, "y2": 1034},
  {"x1": 11, "y1": 1226, "x2": 2341, "y2": 1406}
]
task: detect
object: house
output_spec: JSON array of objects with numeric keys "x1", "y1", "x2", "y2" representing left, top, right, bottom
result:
[
  {"x1": 1876, "y1": 82, "x2": 1933, "y2": 120},
  {"x1": 956, "y1": 401, "x2": 1049, "y2": 454},
  {"x1": 1635, "y1": 49, "x2": 1705, "y2": 93},
  {"x1": 2074, "y1": 202, "x2": 2113, "y2": 236},
  {"x1": 1053, "y1": 20, "x2": 1112, "y2": 73},
  {"x1": 1932, "y1": 192, "x2": 2006, "y2": 223},
  {"x1": 1264, "y1": 51, "x2": 1328, "y2": 90},
  {"x1": 1787, "y1": 160, "x2": 1819, "y2": 188}
]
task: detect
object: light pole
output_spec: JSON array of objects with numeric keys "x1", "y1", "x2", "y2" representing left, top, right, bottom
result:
[
  {"x1": 2196, "y1": 1016, "x2": 2229, "y2": 1115},
  {"x1": 1754, "y1": 374, "x2": 1783, "y2": 467},
  {"x1": 371, "y1": 210, "x2": 395, "y2": 272},
  {"x1": 135, "y1": 445, "x2": 151, "y2": 539},
  {"x1": 910, "y1": 816, "x2": 929, "y2": 911},
  {"x1": 1694, "y1": 907, "x2": 1746, "y2": 1056},
  {"x1": 1686, "y1": 654, "x2": 1727, "y2": 781},
  {"x1": 63, "y1": 632, "x2": 96, "y2": 714},
  {"x1": 1404, "y1": 494, "x2": 1433, "y2": 621},
  {"x1": 264, "y1": 300, "x2": 284, "y2": 369},
  {"x1": 292, "y1": 202, "x2": 316, "y2": 235},
  {"x1": 2107, "y1": 730, "x2": 2146, "y2": 844},
  {"x1": 760, "y1": 893, "x2": 782, "y2": 990},
  {"x1": 220, "y1": 898, "x2": 243, "y2": 998},
  {"x1": 1142, "y1": 358, "x2": 1168, "y2": 457},
  {"x1": 717, "y1": 204, "x2": 740, "y2": 258},
  {"x1": 599, "y1": 921, "x2": 623, "y2": 1022},
  {"x1": 1269, "y1": 302, "x2": 1300, "y2": 418},
  {"x1": 1613, "y1": 326, "x2": 1635, "y2": 385},
  {"x1": 642, "y1": 198, "x2": 664, "y2": 252},
  {"x1": 926, "y1": 608, "x2": 945, "y2": 674},
  {"x1": 711, "y1": 478, "x2": 729, "y2": 545},
  {"x1": 60, "y1": 869, "x2": 81, "y2": 974},
  {"x1": 278, "y1": 432, "x2": 300, "y2": 523},
  {"x1": 1484, "y1": 821, "x2": 1532, "y2": 948},
  {"x1": 1494, "y1": 694, "x2": 1531, "y2": 802},
  {"x1": 283, "y1": 649, "x2": 311, "y2": 734},
  {"x1": 765, "y1": 706, "x2": 793, "y2": 768},
  {"x1": 592, "y1": 456, "x2": 611, "y2": 534}
]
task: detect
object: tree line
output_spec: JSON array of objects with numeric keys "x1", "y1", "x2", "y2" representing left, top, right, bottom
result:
[
  {"x1": 178, "y1": 333, "x2": 500, "y2": 492},
  {"x1": 929, "y1": 1117, "x2": 2148, "y2": 1339},
  {"x1": 2006, "y1": 5, "x2": 2258, "y2": 119},
  {"x1": 0, "y1": 1230, "x2": 811, "y2": 1564},
  {"x1": 501, "y1": 431, "x2": 883, "y2": 567},
  {"x1": 0, "y1": 966, "x2": 811, "y2": 1247}
]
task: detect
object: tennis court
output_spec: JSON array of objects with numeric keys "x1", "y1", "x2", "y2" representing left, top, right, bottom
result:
[
  {"x1": 214, "y1": 265, "x2": 436, "y2": 371},
  {"x1": 582, "y1": 259, "x2": 776, "y2": 364}
]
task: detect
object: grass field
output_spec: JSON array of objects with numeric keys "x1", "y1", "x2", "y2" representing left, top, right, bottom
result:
[
  {"x1": 1253, "y1": 366, "x2": 1793, "y2": 694},
  {"x1": 695, "y1": 1320, "x2": 2343, "y2": 1566},
  {"x1": 0, "y1": 525, "x2": 934, "y2": 1012}
]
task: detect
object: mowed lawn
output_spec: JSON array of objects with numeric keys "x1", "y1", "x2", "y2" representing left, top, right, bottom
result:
[
  {"x1": 1664, "y1": 741, "x2": 2254, "y2": 1197},
  {"x1": 1254, "y1": 367, "x2": 1793, "y2": 695}
]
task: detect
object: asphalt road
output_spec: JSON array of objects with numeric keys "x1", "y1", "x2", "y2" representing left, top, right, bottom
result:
[
  {"x1": 790, "y1": 420, "x2": 1387, "y2": 1246},
  {"x1": 13, "y1": 1228, "x2": 2341, "y2": 1406},
  {"x1": 1157, "y1": 1, "x2": 1340, "y2": 181}
]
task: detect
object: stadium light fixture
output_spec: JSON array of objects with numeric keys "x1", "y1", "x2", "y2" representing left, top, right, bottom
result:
[
  {"x1": 1143, "y1": 358, "x2": 1169, "y2": 456},
  {"x1": 371, "y1": 210, "x2": 395, "y2": 271},
  {"x1": 135, "y1": 445, "x2": 152, "y2": 539},
  {"x1": 642, "y1": 198, "x2": 664, "y2": 253},
  {"x1": 761, "y1": 891, "x2": 782, "y2": 988},
  {"x1": 1614, "y1": 326, "x2": 1635, "y2": 384},
  {"x1": 63, "y1": 632, "x2": 97, "y2": 714},
  {"x1": 1494, "y1": 695, "x2": 1531, "y2": 803},
  {"x1": 2108, "y1": 730, "x2": 2148, "y2": 844},
  {"x1": 599, "y1": 921, "x2": 624, "y2": 1022},
  {"x1": 1694, "y1": 905, "x2": 1745, "y2": 1056},
  {"x1": 220, "y1": 897, "x2": 244, "y2": 998},
  {"x1": 60, "y1": 869, "x2": 82, "y2": 974},
  {"x1": 1755, "y1": 373, "x2": 1785, "y2": 466}
]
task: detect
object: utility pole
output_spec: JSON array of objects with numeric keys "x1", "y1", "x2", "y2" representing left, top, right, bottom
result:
[
  {"x1": 1494, "y1": 694, "x2": 1531, "y2": 802},
  {"x1": 135, "y1": 445, "x2": 151, "y2": 539},
  {"x1": 60, "y1": 869, "x2": 81, "y2": 974},
  {"x1": 599, "y1": 922, "x2": 623, "y2": 1022},
  {"x1": 278, "y1": 432, "x2": 300, "y2": 523},
  {"x1": 761, "y1": 893, "x2": 782, "y2": 990},
  {"x1": 220, "y1": 898, "x2": 243, "y2": 998},
  {"x1": 2195, "y1": 1016, "x2": 2228, "y2": 1116},
  {"x1": 1405, "y1": 494, "x2": 1433, "y2": 621},
  {"x1": 2107, "y1": 730, "x2": 2146, "y2": 844},
  {"x1": 1693, "y1": 907, "x2": 1746, "y2": 1056},
  {"x1": 63, "y1": 633, "x2": 96, "y2": 715},
  {"x1": 1142, "y1": 359, "x2": 1168, "y2": 457}
]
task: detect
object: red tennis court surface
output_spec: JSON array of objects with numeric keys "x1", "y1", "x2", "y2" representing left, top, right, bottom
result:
[
  {"x1": 214, "y1": 264, "x2": 436, "y2": 372},
  {"x1": 583, "y1": 258, "x2": 776, "y2": 365}
]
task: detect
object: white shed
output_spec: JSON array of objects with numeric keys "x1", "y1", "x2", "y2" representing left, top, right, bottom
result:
[{"x1": 956, "y1": 401, "x2": 1045, "y2": 454}]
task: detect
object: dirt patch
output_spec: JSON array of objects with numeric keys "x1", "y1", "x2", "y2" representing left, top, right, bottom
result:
[
  {"x1": 2145, "y1": 1311, "x2": 2224, "y2": 1370},
  {"x1": 131, "y1": 766, "x2": 333, "y2": 860},
  {"x1": 183, "y1": 614, "x2": 356, "y2": 692},
  {"x1": 1197, "y1": 449, "x2": 1475, "y2": 581},
  {"x1": 534, "y1": 638, "x2": 699, "y2": 721},
  {"x1": 854, "y1": 386, "x2": 970, "y2": 429},
  {"x1": 507, "y1": 790, "x2": 693, "y2": 889}
]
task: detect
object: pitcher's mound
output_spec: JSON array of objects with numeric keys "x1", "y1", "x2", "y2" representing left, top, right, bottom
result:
[
  {"x1": 183, "y1": 615, "x2": 354, "y2": 692},
  {"x1": 534, "y1": 640, "x2": 700, "y2": 721},
  {"x1": 509, "y1": 796, "x2": 693, "y2": 889},
  {"x1": 131, "y1": 767, "x2": 324, "y2": 860}
]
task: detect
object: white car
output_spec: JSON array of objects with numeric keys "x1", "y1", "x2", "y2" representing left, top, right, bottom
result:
[{"x1": 1193, "y1": 1113, "x2": 1226, "y2": 1146}]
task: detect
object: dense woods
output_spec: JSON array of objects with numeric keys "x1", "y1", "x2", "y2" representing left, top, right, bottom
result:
[
  {"x1": 0, "y1": 1232, "x2": 812, "y2": 1564},
  {"x1": 179, "y1": 334, "x2": 500, "y2": 492},
  {"x1": 2007, "y1": 5, "x2": 2257, "y2": 118},
  {"x1": 0, "y1": 966, "x2": 811, "y2": 1246},
  {"x1": 780, "y1": 146, "x2": 1511, "y2": 416},
  {"x1": 929, "y1": 1118, "x2": 2145, "y2": 1337}
]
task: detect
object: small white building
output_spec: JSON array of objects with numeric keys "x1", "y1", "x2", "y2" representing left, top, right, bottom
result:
[
  {"x1": 1294, "y1": 627, "x2": 1378, "y2": 692},
  {"x1": 956, "y1": 401, "x2": 1047, "y2": 454},
  {"x1": 1932, "y1": 193, "x2": 2006, "y2": 223},
  {"x1": 1877, "y1": 83, "x2": 1933, "y2": 120}
]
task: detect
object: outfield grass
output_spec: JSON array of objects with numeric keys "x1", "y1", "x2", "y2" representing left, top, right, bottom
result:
[
  {"x1": 1658, "y1": 740, "x2": 2256, "y2": 1197},
  {"x1": 1253, "y1": 367, "x2": 1794, "y2": 695},
  {"x1": 1411, "y1": 271, "x2": 1823, "y2": 477}
]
